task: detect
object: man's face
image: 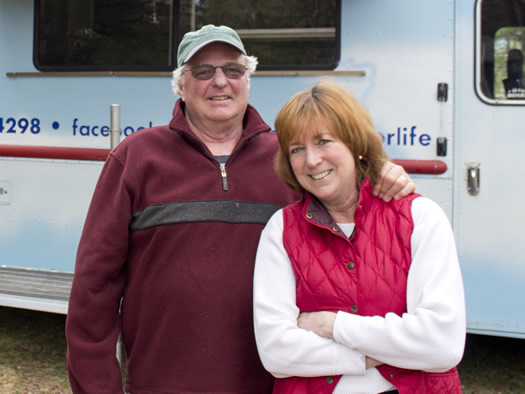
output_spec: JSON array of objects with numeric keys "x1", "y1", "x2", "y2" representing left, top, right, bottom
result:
[{"x1": 179, "y1": 42, "x2": 250, "y2": 130}]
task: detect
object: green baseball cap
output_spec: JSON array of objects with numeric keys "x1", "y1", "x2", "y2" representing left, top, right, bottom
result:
[{"x1": 177, "y1": 25, "x2": 247, "y2": 67}]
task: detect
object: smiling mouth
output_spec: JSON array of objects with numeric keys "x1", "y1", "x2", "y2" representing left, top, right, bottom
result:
[
  {"x1": 209, "y1": 96, "x2": 230, "y2": 101},
  {"x1": 310, "y1": 170, "x2": 332, "y2": 180}
]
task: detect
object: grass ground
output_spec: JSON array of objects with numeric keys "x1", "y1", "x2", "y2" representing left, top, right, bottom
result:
[
  {"x1": 0, "y1": 307, "x2": 70, "y2": 393},
  {"x1": 458, "y1": 333, "x2": 525, "y2": 393},
  {"x1": 0, "y1": 306, "x2": 524, "y2": 393}
]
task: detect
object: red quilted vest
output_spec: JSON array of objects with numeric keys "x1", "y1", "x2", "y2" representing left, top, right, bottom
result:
[{"x1": 275, "y1": 179, "x2": 462, "y2": 394}]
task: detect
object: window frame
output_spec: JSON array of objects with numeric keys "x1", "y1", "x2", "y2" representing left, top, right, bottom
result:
[{"x1": 475, "y1": 0, "x2": 525, "y2": 105}]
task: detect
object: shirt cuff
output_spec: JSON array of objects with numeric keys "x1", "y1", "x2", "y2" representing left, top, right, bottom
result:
[{"x1": 333, "y1": 311, "x2": 366, "y2": 351}]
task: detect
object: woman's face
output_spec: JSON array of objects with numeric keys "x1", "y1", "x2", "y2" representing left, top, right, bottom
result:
[{"x1": 288, "y1": 123, "x2": 359, "y2": 211}]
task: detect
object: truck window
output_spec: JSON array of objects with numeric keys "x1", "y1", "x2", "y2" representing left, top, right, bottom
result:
[
  {"x1": 34, "y1": 0, "x2": 177, "y2": 71},
  {"x1": 477, "y1": 0, "x2": 525, "y2": 103},
  {"x1": 34, "y1": 0, "x2": 339, "y2": 72}
]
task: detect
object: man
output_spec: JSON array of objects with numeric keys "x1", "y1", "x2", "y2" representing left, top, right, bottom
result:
[
  {"x1": 66, "y1": 25, "x2": 415, "y2": 393},
  {"x1": 503, "y1": 49, "x2": 525, "y2": 99}
]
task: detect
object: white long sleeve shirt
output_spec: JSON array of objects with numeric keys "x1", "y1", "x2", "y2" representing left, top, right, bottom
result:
[{"x1": 253, "y1": 197, "x2": 466, "y2": 393}]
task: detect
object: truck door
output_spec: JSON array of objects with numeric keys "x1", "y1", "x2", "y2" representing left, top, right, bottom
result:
[
  {"x1": 340, "y1": 0, "x2": 455, "y2": 217},
  {"x1": 455, "y1": 0, "x2": 525, "y2": 337}
]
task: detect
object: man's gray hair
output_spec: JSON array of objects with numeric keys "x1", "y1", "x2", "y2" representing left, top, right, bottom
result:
[{"x1": 171, "y1": 55, "x2": 258, "y2": 96}]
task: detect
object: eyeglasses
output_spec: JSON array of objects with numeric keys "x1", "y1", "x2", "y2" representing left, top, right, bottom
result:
[{"x1": 184, "y1": 62, "x2": 248, "y2": 80}]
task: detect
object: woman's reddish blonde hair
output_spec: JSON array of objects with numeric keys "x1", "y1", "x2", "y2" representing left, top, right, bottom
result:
[{"x1": 274, "y1": 81, "x2": 388, "y2": 193}]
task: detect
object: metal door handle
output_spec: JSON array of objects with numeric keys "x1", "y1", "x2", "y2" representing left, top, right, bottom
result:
[{"x1": 467, "y1": 163, "x2": 480, "y2": 196}]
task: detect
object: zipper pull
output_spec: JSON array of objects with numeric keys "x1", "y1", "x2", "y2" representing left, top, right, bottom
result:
[{"x1": 220, "y1": 163, "x2": 229, "y2": 191}]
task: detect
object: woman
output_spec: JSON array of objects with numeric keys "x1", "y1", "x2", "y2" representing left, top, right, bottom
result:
[{"x1": 253, "y1": 81, "x2": 466, "y2": 393}]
